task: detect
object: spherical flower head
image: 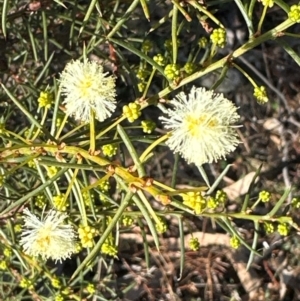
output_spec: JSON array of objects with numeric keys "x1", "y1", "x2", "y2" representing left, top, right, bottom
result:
[
  {"x1": 141, "y1": 120, "x2": 156, "y2": 134},
  {"x1": 230, "y1": 236, "x2": 241, "y2": 249},
  {"x1": 210, "y1": 28, "x2": 226, "y2": 48},
  {"x1": 38, "y1": 91, "x2": 54, "y2": 109},
  {"x1": 60, "y1": 60, "x2": 116, "y2": 123},
  {"x1": 160, "y1": 87, "x2": 240, "y2": 166},
  {"x1": 78, "y1": 225, "x2": 97, "y2": 248},
  {"x1": 47, "y1": 166, "x2": 58, "y2": 178},
  {"x1": 123, "y1": 102, "x2": 141, "y2": 123},
  {"x1": 253, "y1": 86, "x2": 268, "y2": 104},
  {"x1": 101, "y1": 242, "x2": 118, "y2": 257},
  {"x1": 153, "y1": 54, "x2": 167, "y2": 67},
  {"x1": 102, "y1": 143, "x2": 118, "y2": 157},
  {"x1": 20, "y1": 208, "x2": 77, "y2": 262},
  {"x1": 99, "y1": 180, "x2": 110, "y2": 192},
  {"x1": 20, "y1": 277, "x2": 34, "y2": 290},
  {"x1": 198, "y1": 37, "x2": 208, "y2": 49},
  {"x1": 184, "y1": 62, "x2": 197, "y2": 75},
  {"x1": 207, "y1": 196, "x2": 219, "y2": 209},
  {"x1": 288, "y1": 5, "x2": 300, "y2": 23},
  {"x1": 258, "y1": 190, "x2": 271, "y2": 202},
  {"x1": 122, "y1": 215, "x2": 134, "y2": 227},
  {"x1": 215, "y1": 190, "x2": 227, "y2": 203},
  {"x1": 35, "y1": 194, "x2": 47, "y2": 209},
  {"x1": 189, "y1": 237, "x2": 200, "y2": 251},
  {"x1": 138, "y1": 82, "x2": 146, "y2": 92},
  {"x1": 181, "y1": 191, "x2": 207, "y2": 214},
  {"x1": 264, "y1": 222, "x2": 274, "y2": 234},
  {"x1": 0, "y1": 260, "x2": 7, "y2": 270},
  {"x1": 277, "y1": 223, "x2": 289, "y2": 236},
  {"x1": 4, "y1": 247, "x2": 12, "y2": 258},
  {"x1": 164, "y1": 64, "x2": 181, "y2": 81},
  {"x1": 86, "y1": 283, "x2": 96, "y2": 294},
  {"x1": 155, "y1": 218, "x2": 167, "y2": 234},
  {"x1": 53, "y1": 194, "x2": 68, "y2": 211}
]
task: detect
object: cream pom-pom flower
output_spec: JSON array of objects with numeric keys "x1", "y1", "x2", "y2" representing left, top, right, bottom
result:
[
  {"x1": 20, "y1": 208, "x2": 77, "y2": 262},
  {"x1": 159, "y1": 86, "x2": 240, "y2": 166},
  {"x1": 60, "y1": 59, "x2": 117, "y2": 122}
]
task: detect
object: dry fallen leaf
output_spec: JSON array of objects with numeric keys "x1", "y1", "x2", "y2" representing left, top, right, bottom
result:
[{"x1": 223, "y1": 172, "x2": 258, "y2": 201}]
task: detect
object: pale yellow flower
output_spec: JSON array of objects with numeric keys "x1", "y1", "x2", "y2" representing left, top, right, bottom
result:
[
  {"x1": 160, "y1": 86, "x2": 240, "y2": 166},
  {"x1": 60, "y1": 60, "x2": 116, "y2": 122},
  {"x1": 20, "y1": 208, "x2": 76, "y2": 262}
]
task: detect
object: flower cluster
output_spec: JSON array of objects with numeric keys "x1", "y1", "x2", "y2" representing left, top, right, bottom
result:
[
  {"x1": 182, "y1": 189, "x2": 227, "y2": 213},
  {"x1": 86, "y1": 283, "x2": 96, "y2": 294},
  {"x1": 264, "y1": 222, "x2": 274, "y2": 234},
  {"x1": 51, "y1": 277, "x2": 61, "y2": 289},
  {"x1": 122, "y1": 215, "x2": 134, "y2": 227},
  {"x1": 288, "y1": 4, "x2": 300, "y2": 23},
  {"x1": 181, "y1": 191, "x2": 207, "y2": 214},
  {"x1": 53, "y1": 194, "x2": 68, "y2": 211},
  {"x1": 210, "y1": 28, "x2": 226, "y2": 48},
  {"x1": 101, "y1": 239, "x2": 118, "y2": 257},
  {"x1": 153, "y1": 54, "x2": 167, "y2": 66},
  {"x1": 207, "y1": 190, "x2": 227, "y2": 209},
  {"x1": 82, "y1": 190, "x2": 95, "y2": 207},
  {"x1": 258, "y1": 190, "x2": 271, "y2": 203},
  {"x1": 160, "y1": 86, "x2": 240, "y2": 166},
  {"x1": 189, "y1": 237, "x2": 200, "y2": 251},
  {"x1": 198, "y1": 37, "x2": 208, "y2": 48},
  {"x1": 20, "y1": 209, "x2": 77, "y2": 262},
  {"x1": 47, "y1": 166, "x2": 58, "y2": 178},
  {"x1": 0, "y1": 260, "x2": 7, "y2": 270},
  {"x1": 34, "y1": 195, "x2": 47, "y2": 208},
  {"x1": 141, "y1": 120, "x2": 156, "y2": 134},
  {"x1": 60, "y1": 60, "x2": 116, "y2": 123},
  {"x1": 253, "y1": 86, "x2": 268, "y2": 104},
  {"x1": 20, "y1": 277, "x2": 34, "y2": 290},
  {"x1": 4, "y1": 247, "x2": 12, "y2": 258},
  {"x1": 229, "y1": 236, "x2": 240, "y2": 249},
  {"x1": 155, "y1": 218, "x2": 167, "y2": 234},
  {"x1": 78, "y1": 225, "x2": 97, "y2": 248},
  {"x1": 277, "y1": 223, "x2": 289, "y2": 236},
  {"x1": 27, "y1": 160, "x2": 36, "y2": 169},
  {"x1": 164, "y1": 63, "x2": 181, "y2": 80},
  {"x1": 123, "y1": 102, "x2": 141, "y2": 122},
  {"x1": 38, "y1": 91, "x2": 54, "y2": 109},
  {"x1": 184, "y1": 62, "x2": 197, "y2": 75},
  {"x1": 102, "y1": 143, "x2": 118, "y2": 157}
]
